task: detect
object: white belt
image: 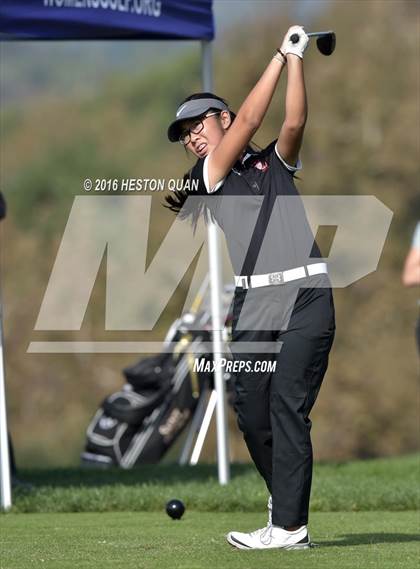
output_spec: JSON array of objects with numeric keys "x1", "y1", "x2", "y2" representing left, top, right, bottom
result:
[{"x1": 234, "y1": 262, "x2": 328, "y2": 289}]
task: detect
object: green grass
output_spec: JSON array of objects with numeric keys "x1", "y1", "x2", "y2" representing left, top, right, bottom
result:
[
  {"x1": 1, "y1": 511, "x2": 419, "y2": 569},
  {"x1": 2, "y1": 456, "x2": 419, "y2": 568},
  {"x1": 7, "y1": 454, "x2": 420, "y2": 514}
]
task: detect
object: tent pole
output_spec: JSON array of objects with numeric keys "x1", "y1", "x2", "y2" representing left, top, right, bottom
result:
[
  {"x1": 0, "y1": 292, "x2": 12, "y2": 510},
  {"x1": 201, "y1": 40, "x2": 230, "y2": 485}
]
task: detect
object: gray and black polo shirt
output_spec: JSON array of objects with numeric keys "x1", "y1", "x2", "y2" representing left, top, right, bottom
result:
[{"x1": 190, "y1": 139, "x2": 322, "y2": 278}]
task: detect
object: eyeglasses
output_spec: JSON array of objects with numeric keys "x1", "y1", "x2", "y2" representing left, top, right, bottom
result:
[{"x1": 179, "y1": 111, "x2": 221, "y2": 146}]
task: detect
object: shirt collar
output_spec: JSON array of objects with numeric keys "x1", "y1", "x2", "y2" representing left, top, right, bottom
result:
[{"x1": 241, "y1": 147, "x2": 258, "y2": 164}]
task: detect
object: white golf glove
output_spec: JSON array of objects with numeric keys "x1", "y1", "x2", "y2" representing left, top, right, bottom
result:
[{"x1": 280, "y1": 25, "x2": 309, "y2": 59}]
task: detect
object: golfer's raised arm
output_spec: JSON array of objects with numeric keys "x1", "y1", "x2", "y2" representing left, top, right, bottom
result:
[
  {"x1": 206, "y1": 62, "x2": 284, "y2": 188},
  {"x1": 276, "y1": 55, "x2": 307, "y2": 167},
  {"x1": 206, "y1": 31, "x2": 297, "y2": 190},
  {"x1": 276, "y1": 27, "x2": 309, "y2": 167}
]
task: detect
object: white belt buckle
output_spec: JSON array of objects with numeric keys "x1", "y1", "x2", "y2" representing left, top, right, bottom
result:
[
  {"x1": 238, "y1": 276, "x2": 249, "y2": 289},
  {"x1": 268, "y1": 271, "x2": 284, "y2": 285}
]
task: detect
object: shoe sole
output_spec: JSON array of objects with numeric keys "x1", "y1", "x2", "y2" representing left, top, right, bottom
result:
[
  {"x1": 283, "y1": 542, "x2": 313, "y2": 550},
  {"x1": 226, "y1": 533, "x2": 316, "y2": 551},
  {"x1": 226, "y1": 533, "x2": 252, "y2": 550}
]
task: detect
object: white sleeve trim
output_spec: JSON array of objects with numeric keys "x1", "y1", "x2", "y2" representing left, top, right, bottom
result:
[
  {"x1": 412, "y1": 222, "x2": 420, "y2": 250},
  {"x1": 274, "y1": 143, "x2": 302, "y2": 172},
  {"x1": 203, "y1": 154, "x2": 225, "y2": 193}
]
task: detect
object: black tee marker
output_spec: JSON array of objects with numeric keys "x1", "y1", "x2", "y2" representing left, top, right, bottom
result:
[{"x1": 166, "y1": 499, "x2": 185, "y2": 520}]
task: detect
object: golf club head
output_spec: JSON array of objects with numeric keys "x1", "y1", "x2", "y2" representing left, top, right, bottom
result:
[
  {"x1": 290, "y1": 31, "x2": 336, "y2": 56},
  {"x1": 316, "y1": 32, "x2": 336, "y2": 56}
]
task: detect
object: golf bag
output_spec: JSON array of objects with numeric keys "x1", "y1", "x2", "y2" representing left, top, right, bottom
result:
[{"x1": 81, "y1": 281, "x2": 235, "y2": 468}]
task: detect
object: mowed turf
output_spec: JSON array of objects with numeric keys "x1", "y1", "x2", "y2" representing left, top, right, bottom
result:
[
  {"x1": 1, "y1": 455, "x2": 419, "y2": 568},
  {"x1": 1, "y1": 511, "x2": 419, "y2": 569},
  {"x1": 7, "y1": 454, "x2": 420, "y2": 513}
]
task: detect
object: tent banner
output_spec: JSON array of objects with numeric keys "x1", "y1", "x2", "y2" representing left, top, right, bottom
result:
[{"x1": 0, "y1": 0, "x2": 214, "y2": 40}]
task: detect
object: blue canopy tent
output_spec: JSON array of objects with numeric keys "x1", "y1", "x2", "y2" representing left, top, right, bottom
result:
[
  {"x1": 0, "y1": 0, "x2": 230, "y2": 510},
  {"x1": 0, "y1": 0, "x2": 214, "y2": 40}
]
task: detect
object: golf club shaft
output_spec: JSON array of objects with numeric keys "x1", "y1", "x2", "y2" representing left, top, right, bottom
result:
[
  {"x1": 290, "y1": 30, "x2": 334, "y2": 43},
  {"x1": 307, "y1": 31, "x2": 333, "y2": 38}
]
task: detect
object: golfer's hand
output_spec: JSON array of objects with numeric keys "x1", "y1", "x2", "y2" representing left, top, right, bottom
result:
[{"x1": 280, "y1": 25, "x2": 309, "y2": 59}]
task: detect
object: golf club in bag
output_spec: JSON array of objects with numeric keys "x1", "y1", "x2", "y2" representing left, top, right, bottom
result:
[{"x1": 81, "y1": 279, "x2": 235, "y2": 468}]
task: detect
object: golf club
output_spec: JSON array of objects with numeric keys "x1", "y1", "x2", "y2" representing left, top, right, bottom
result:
[{"x1": 290, "y1": 30, "x2": 336, "y2": 56}]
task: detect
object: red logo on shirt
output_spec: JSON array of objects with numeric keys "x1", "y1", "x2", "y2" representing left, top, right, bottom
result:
[{"x1": 251, "y1": 158, "x2": 269, "y2": 172}]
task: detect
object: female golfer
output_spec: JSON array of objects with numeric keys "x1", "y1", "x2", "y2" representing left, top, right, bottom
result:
[{"x1": 165, "y1": 25, "x2": 335, "y2": 550}]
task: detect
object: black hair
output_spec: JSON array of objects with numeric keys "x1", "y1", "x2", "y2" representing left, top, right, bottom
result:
[{"x1": 163, "y1": 170, "x2": 213, "y2": 234}]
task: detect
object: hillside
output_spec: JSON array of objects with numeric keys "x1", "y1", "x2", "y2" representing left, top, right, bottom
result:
[{"x1": 1, "y1": 0, "x2": 419, "y2": 466}]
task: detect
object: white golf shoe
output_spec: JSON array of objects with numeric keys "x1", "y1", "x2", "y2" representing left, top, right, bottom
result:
[{"x1": 226, "y1": 523, "x2": 311, "y2": 550}]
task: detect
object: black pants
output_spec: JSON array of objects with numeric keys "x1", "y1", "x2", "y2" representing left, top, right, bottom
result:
[{"x1": 230, "y1": 276, "x2": 335, "y2": 527}]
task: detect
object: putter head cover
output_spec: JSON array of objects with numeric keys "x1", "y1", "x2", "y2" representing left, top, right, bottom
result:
[{"x1": 280, "y1": 25, "x2": 309, "y2": 59}]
